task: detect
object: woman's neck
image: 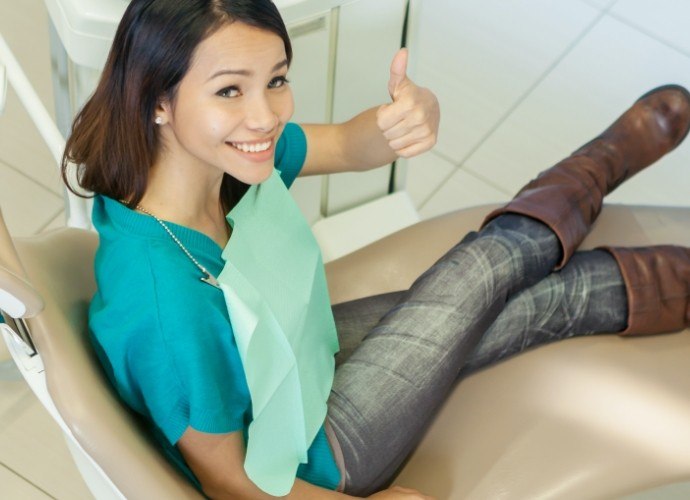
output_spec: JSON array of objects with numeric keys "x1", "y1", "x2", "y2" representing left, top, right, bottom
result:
[{"x1": 139, "y1": 157, "x2": 230, "y2": 248}]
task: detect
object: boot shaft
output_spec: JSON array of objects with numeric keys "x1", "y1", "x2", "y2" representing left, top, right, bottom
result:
[
  {"x1": 602, "y1": 245, "x2": 690, "y2": 336},
  {"x1": 482, "y1": 85, "x2": 690, "y2": 271}
]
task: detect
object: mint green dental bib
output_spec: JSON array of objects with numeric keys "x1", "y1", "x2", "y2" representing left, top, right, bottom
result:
[{"x1": 217, "y1": 169, "x2": 339, "y2": 496}]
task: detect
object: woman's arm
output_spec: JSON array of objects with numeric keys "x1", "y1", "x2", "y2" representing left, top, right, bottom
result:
[
  {"x1": 299, "y1": 49, "x2": 440, "y2": 177},
  {"x1": 177, "y1": 427, "x2": 434, "y2": 499},
  {"x1": 177, "y1": 427, "x2": 355, "y2": 499}
]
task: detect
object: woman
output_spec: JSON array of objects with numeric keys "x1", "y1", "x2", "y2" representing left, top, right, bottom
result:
[{"x1": 62, "y1": 0, "x2": 690, "y2": 498}]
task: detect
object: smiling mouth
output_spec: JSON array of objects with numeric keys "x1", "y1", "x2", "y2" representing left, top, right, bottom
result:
[{"x1": 228, "y1": 140, "x2": 273, "y2": 153}]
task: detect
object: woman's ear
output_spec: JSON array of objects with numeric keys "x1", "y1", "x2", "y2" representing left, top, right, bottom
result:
[{"x1": 154, "y1": 98, "x2": 172, "y2": 126}]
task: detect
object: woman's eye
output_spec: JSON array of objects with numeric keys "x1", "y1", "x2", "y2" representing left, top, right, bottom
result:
[
  {"x1": 217, "y1": 86, "x2": 240, "y2": 98},
  {"x1": 268, "y1": 76, "x2": 289, "y2": 89}
]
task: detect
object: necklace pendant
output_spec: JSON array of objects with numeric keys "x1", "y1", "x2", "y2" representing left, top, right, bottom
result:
[
  {"x1": 135, "y1": 203, "x2": 223, "y2": 289},
  {"x1": 201, "y1": 272, "x2": 221, "y2": 289}
]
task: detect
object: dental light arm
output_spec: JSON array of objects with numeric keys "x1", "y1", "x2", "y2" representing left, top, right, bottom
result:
[{"x1": 0, "y1": 33, "x2": 91, "y2": 229}]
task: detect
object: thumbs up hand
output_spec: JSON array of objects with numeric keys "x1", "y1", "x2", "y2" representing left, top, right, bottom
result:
[{"x1": 377, "y1": 48, "x2": 440, "y2": 158}]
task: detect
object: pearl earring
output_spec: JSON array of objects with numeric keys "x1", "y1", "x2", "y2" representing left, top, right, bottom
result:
[{"x1": 154, "y1": 116, "x2": 163, "y2": 125}]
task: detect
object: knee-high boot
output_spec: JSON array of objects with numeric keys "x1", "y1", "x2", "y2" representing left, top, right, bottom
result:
[
  {"x1": 482, "y1": 85, "x2": 690, "y2": 269},
  {"x1": 600, "y1": 246, "x2": 690, "y2": 336}
]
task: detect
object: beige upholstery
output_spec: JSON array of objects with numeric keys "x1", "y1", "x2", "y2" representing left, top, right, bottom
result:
[{"x1": 3, "y1": 203, "x2": 690, "y2": 499}]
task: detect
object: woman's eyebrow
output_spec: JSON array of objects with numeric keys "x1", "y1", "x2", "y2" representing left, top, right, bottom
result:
[{"x1": 208, "y1": 59, "x2": 288, "y2": 81}]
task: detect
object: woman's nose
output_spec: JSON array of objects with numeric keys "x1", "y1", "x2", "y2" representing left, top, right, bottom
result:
[{"x1": 245, "y1": 94, "x2": 280, "y2": 133}]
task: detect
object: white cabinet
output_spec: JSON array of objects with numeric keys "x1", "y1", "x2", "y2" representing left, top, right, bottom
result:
[
  {"x1": 326, "y1": 0, "x2": 408, "y2": 216},
  {"x1": 285, "y1": 12, "x2": 333, "y2": 224},
  {"x1": 286, "y1": 0, "x2": 409, "y2": 222}
]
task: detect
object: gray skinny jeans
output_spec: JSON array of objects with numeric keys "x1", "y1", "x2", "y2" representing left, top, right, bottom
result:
[{"x1": 326, "y1": 214, "x2": 627, "y2": 496}]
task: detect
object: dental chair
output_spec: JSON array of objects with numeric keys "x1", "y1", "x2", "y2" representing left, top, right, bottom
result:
[
  {"x1": 3, "y1": 203, "x2": 690, "y2": 500},
  {"x1": 3, "y1": 32, "x2": 690, "y2": 500}
]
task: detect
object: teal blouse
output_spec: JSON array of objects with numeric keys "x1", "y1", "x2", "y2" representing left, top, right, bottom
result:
[{"x1": 88, "y1": 123, "x2": 341, "y2": 493}]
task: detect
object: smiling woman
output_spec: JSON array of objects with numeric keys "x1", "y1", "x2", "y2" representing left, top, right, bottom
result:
[
  {"x1": 55, "y1": 0, "x2": 690, "y2": 499},
  {"x1": 59, "y1": 0, "x2": 366, "y2": 497}
]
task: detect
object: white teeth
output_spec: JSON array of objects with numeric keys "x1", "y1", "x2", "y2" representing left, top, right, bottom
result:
[{"x1": 230, "y1": 141, "x2": 271, "y2": 153}]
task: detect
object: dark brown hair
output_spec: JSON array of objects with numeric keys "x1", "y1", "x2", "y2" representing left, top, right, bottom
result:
[{"x1": 61, "y1": 0, "x2": 292, "y2": 210}]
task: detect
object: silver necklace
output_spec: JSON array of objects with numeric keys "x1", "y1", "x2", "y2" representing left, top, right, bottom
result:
[{"x1": 135, "y1": 205, "x2": 221, "y2": 289}]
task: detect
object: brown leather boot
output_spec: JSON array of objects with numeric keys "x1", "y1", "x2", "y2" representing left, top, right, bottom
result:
[
  {"x1": 482, "y1": 84, "x2": 690, "y2": 269},
  {"x1": 601, "y1": 246, "x2": 690, "y2": 335}
]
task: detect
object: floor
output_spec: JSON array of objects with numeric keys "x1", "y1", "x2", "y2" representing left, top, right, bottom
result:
[{"x1": 0, "y1": 0, "x2": 689, "y2": 497}]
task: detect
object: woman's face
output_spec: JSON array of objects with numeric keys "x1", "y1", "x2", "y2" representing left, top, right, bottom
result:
[{"x1": 159, "y1": 21, "x2": 294, "y2": 185}]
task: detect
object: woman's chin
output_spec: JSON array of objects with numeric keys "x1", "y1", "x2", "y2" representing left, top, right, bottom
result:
[{"x1": 233, "y1": 162, "x2": 274, "y2": 185}]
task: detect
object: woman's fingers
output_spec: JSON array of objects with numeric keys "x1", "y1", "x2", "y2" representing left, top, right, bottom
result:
[{"x1": 376, "y1": 78, "x2": 440, "y2": 158}]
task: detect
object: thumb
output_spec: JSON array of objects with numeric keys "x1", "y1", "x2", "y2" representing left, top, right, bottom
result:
[{"x1": 388, "y1": 48, "x2": 409, "y2": 100}]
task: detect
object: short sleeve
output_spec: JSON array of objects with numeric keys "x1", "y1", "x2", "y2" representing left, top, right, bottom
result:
[
  {"x1": 274, "y1": 122, "x2": 307, "y2": 188},
  {"x1": 141, "y1": 248, "x2": 253, "y2": 444},
  {"x1": 90, "y1": 239, "x2": 252, "y2": 447}
]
